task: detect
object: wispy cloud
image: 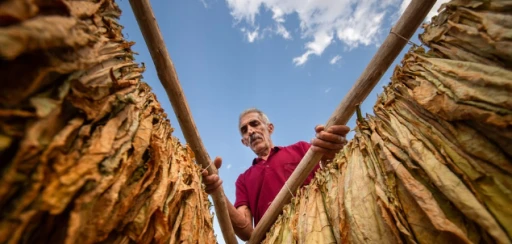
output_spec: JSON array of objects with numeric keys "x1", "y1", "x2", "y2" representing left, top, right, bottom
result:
[
  {"x1": 241, "y1": 27, "x2": 259, "y2": 43},
  {"x1": 200, "y1": 0, "x2": 208, "y2": 8},
  {"x1": 275, "y1": 24, "x2": 292, "y2": 40},
  {"x1": 325, "y1": 88, "x2": 331, "y2": 93},
  {"x1": 222, "y1": 0, "x2": 447, "y2": 66},
  {"x1": 272, "y1": 7, "x2": 292, "y2": 40},
  {"x1": 330, "y1": 55, "x2": 342, "y2": 65},
  {"x1": 227, "y1": 164, "x2": 232, "y2": 169},
  {"x1": 293, "y1": 31, "x2": 333, "y2": 66}
]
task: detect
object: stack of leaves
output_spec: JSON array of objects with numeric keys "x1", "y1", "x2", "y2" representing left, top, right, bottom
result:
[
  {"x1": 416, "y1": 0, "x2": 512, "y2": 156},
  {"x1": 263, "y1": 1, "x2": 511, "y2": 243},
  {"x1": 0, "y1": 0, "x2": 216, "y2": 243}
]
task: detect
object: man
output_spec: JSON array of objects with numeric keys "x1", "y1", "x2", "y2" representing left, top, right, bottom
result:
[{"x1": 202, "y1": 108, "x2": 349, "y2": 241}]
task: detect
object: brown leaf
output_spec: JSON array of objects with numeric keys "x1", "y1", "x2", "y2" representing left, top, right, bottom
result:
[
  {"x1": 0, "y1": 16, "x2": 98, "y2": 60},
  {"x1": 0, "y1": 0, "x2": 39, "y2": 26}
]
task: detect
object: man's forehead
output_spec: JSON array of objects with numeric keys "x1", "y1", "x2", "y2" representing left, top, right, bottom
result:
[{"x1": 239, "y1": 112, "x2": 261, "y2": 126}]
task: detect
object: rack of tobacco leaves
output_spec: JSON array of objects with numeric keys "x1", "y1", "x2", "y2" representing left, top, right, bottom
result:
[
  {"x1": 0, "y1": 0, "x2": 216, "y2": 243},
  {"x1": 261, "y1": 1, "x2": 512, "y2": 243}
]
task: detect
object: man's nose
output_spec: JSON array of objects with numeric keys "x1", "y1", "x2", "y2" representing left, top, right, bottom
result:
[{"x1": 247, "y1": 126, "x2": 256, "y2": 135}]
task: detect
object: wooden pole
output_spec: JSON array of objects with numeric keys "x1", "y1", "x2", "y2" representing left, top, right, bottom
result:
[
  {"x1": 248, "y1": 0, "x2": 437, "y2": 242},
  {"x1": 127, "y1": 0, "x2": 238, "y2": 243}
]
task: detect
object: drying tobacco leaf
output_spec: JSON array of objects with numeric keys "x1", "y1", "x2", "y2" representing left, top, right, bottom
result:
[
  {"x1": 400, "y1": 50, "x2": 512, "y2": 128},
  {"x1": 421, "y1": 0, "x2": 512, "y2": 67},
  {"x1": 0, "y1": 0, "x2": 216, "y2": 243},
  {"x1": 417, "y1": 0, "x2": 512, "y2": 157},
  {"x1": 375, "y1": 84, "x2": 510, "y2": 243},
  {"x1": 262, "y1": 0, "x2": 511, "y2": 243},
  {"x1": 0, "y1": 0, "x2": 39, "y2": 26}
]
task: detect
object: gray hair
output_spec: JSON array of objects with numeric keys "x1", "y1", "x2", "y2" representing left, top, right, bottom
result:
[{"x1": 239, "y1": 108, "x2": 271, "y2": 127}]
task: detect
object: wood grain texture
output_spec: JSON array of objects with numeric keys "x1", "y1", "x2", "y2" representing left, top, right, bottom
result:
[
  {"x1": 249, "y1": 0, "x2": 438, "y2": 243},
  {"x1": 127, "y1": 0, "x2": 238, "y2": 243}
]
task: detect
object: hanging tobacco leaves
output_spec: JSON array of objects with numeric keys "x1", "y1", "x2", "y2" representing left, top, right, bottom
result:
[
  {"x1": 263, "y1": 1, "x2": 511, "y2": 243},
  {"x1": 0, "y1": 0, "x2": 216, "y2": 243},
  {"x1": 2, "y1": 0, "x2": 511, "y2": 243}
]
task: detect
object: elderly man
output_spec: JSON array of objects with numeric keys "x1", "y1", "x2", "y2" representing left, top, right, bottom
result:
[{"x1": 202, "y1": 108, "x2": 349, "y2": 241}]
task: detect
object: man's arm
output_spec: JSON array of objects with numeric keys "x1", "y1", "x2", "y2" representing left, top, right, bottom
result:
[
  {"x1": 202, "y1": 157, "x2": 254, "y2": 241},
  {"x1": 225, "y1": 198, "x2": 253, "y2": 241}
]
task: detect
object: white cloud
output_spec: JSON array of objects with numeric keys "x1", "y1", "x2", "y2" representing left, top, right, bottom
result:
[
  {"x1": 293, "y1": 30, "x2": 333, "y2": 65},
  {"x1": 241, "y1": 27, "x2": 260, "y2": 43},
  {"x1": 247, "y1": 31, "x2": 258, "y2": 42},
  {"x1": 271, "y1": 7, "x2": 292, "y2": 39},
  {"x1": 292, "y1": 51, "x2": 312, "y2": 66},
  {"x1": 272, "y1": 6, "x2": 285, "y2": 23},
  {"x1": 276, "y1": 24, "x2": 292, "y2": 39},
  {"x1": 223, "y1": 0, "x2": 449, "y2": 66},
  {"x1": 399, "y1": 0, "x2": 450, "y2": 22},
  {"x1": 227, "y1": 164, "x2": 232, "y2": 169},
  {"x1": 225, "y1": 0, "x2": 403, "y2": 65},
  {"x1": 330, "y1": 55, "x2": 341, "y2": 64}
]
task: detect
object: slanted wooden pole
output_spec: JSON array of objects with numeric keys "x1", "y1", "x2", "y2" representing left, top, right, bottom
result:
[
  {"x1": 127, "y1": 0, "x2": 238, "y2": 243},
  {"x1": 248, "y1": 0, "x2": 437, "y2": 242}
]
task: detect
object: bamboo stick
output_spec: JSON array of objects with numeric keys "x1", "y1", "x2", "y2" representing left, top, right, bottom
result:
[
  {"x1": 248, "y1": 0, "x2": 437, "y2": 242},
  {"x1": 127, "y1": 0, "x2": 238, "y2": 243}
]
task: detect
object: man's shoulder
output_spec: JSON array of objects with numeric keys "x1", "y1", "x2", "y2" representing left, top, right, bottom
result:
[
  {"x1": 291, "y1": 140, "x2": 311, "y2": 147},
  {"x1": 281, "y1": 140, "x2": 311, "y2": 152}
]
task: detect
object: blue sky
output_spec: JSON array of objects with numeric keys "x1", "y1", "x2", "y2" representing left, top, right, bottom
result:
[{"x1": 115, "y1": 0, "x2": 447, "y2": 242}]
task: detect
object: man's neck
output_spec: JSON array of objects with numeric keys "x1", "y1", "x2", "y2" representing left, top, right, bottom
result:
[{"x1": 256, "y1": 144, "x2": 274, "y2": 161}]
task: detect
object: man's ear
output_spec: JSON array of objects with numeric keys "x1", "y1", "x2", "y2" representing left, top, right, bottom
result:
[
  {"x1": 268, "y1": 123, "x2": 274, "y2": 134},
  {"x1": 241, "y1": 138, "x2": 249, "y2": 147}
]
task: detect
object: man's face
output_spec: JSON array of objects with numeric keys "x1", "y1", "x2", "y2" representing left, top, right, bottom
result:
[{"x1": 239, "y1": 112, "x2": 274, "y2": 155}]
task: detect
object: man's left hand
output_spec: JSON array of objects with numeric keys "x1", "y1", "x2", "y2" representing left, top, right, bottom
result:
[{"x1": 311, "y1": 124, "x2": 350, "y2": 162}]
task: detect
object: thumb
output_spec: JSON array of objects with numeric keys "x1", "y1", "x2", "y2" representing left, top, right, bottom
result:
[
  {"x1": 214, "y1": 156, "x2": 222, "y2": 169},
  {"x1": 315, "y1": 124, "x2": 325, "y2": 133}
]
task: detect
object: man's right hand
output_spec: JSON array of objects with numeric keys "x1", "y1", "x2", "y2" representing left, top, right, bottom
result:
[
  {"x1": 201, "y1": 156, "x2": 254, "y2": 240},
  {"x1": 201, "y1": 156, "x2": 223, "y2": 194}
]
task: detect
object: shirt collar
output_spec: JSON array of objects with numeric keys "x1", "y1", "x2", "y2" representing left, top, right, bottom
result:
[{"x1": 252, "y1": 146, "x2": 281, "y2": 165}]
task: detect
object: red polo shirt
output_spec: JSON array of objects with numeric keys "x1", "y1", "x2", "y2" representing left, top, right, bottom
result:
[{"x1": 234, "y1": 141, "x2": 320, "y2": 226}]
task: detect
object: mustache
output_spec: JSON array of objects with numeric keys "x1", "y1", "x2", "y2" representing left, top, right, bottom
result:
[{"x1": 249, "y1": 134, "x2": 263, "y2": 144}]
